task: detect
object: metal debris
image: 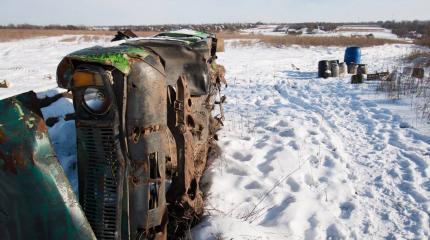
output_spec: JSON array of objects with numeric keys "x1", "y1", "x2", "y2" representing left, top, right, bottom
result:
[{"x1": 0, "y1": 79, "x2": 10, "y2": 88}]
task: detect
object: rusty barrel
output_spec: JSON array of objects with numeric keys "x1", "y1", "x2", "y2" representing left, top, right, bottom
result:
[
  {"x1": 357, "y1": 64, "x2": 368, "y2": 74},
  {"x1": 412, "y1": 68, "x2": 425, "y2": 79},
  {"x1": 351, "y1": 74, "x2": 365, "y2": 84},
  {"x1": 339, "y1": 62, "x2": 348, "y2": 76},
  {"x1": 318, "y1": 60, "x2": 331, "y2": 78},
  {"x1": 331, "y1": 61, "x2": 340, "y2": 77},
  {"x1": 348, "y1": 63, "x2": 358, "y2": 74}
]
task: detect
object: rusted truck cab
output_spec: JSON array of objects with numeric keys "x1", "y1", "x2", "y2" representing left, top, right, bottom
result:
[{"x1": 56, "y1": 30, "x2": 225, "y2": 239}]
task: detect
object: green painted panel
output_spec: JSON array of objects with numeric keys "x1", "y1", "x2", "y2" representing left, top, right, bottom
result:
[
  {"x1": 0, "y1": 92, "x2": 95, "y2": 240},
  {"x1": 67, "y1": 45, "x2": 149, "y2": 74}
]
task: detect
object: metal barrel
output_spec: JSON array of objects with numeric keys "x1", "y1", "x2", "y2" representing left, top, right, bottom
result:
[
  {"x1": 344, "y1": 46, "x2": 361, "y2": 65},
  {"x1": 412, "y1": 68, "x2": 425, "y2": 79},
  {"x1": 318, "y1": 60, "x2": 330, "y2": 78},
  {"x1": 357, "y1": 64, "x2": 368, "y2": 74},
  {"x1": 339, "y1": 62, "x2": 348, "y2": 76},
  {"x1": 348, "y1": 63, "x2": 358, "y2": 74},
  {"x1": 351, "y1": 74, "x2": 364, "y2": 84},
  {"x1": 331, "y1": 61, "x2": 340, "y2": 77}
]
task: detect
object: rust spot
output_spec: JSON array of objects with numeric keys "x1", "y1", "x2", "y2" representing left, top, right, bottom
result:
[
  {"x1": 36, "y1": 120, "x2": 47, "y2": 134},
  {"x1": 132, "y1": 126, "x2": 141, "y2": 143},
  {"x1": 0, "y1": 129, "x2": 6, "y2": 144},
  {"x1": 132, "y1": 176, "x2": 139, "y2": 185},
  {"x1": 14, "y1": 147, "x2": 26, "y2": 170},
  {"x1": 1, "y1": 146, "x2": 26, "y2": 174}
]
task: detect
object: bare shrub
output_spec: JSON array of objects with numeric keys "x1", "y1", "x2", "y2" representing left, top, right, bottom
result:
[
  {"x1": 406, "y1": 50, "x2": 430, "y2": 61},
  {"x1": 377, "y1": 67, "x2": 430, "y2": 119},
  {"x1": 405, "y1": 50, "x2": 430, "y2": 68},
  {"x1": 211, "y1": 232, "x2": 226, "y2": 240},
  {"x1": 379, "y1": 50, "x2": 430, "y2": 100}
]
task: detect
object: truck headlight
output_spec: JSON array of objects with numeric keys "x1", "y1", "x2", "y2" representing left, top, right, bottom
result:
[{"x1": 83, "y1": 87, "x2": 110, "y2": 115}]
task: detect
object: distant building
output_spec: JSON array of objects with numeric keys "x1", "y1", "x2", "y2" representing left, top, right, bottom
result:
[
  {"x1": 406, "y1": 31, "x2": 423, "y2": 39},
  {"x1": 287, "y1": 28, "x2": 303, "y2": 35}
]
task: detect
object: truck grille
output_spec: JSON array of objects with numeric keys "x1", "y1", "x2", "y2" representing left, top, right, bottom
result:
[{"x1": 78, "y1": 126, "x2": 120, "y2": 240}]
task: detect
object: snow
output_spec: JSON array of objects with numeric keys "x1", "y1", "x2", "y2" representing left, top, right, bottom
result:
[
  {"x1": 0, "y1": 36, "x2": 429, "y2": 239},
  {"x1": 192, "y1": 42, "x2": 430, "y2": 239},
  {"x1": 241, "y1": 25, "x2": 287, "y2": 36},
  {"x1": 333, "y1": 25, "x2": 399, "y2": 39},
  {"x1": 0, "y1": 35, "x2": 110, "y2": 100},
  {"x1": 241, "y1": 24, "x2": 401, "y2": 40},
  {"x1": 320, "y1": 30, "x2": 399, "y2": 40}
]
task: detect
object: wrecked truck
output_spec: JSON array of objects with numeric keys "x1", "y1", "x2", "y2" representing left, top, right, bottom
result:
[{"x1": 0, "y1": 30, "x2": 226, "y2": 240}]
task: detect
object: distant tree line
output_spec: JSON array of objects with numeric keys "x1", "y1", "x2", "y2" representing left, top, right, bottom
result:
[
  {"x1": 1, "y1": 21, "x2": 429, "y2": 41},
  {"x1": 0, "y1": 23, "x2": 258, "y2": 32},
  {"x1": 381, "y1": 20, "x2": 430, "y2": 38},
  {"x1": 106, "y1": 23, "x2": 258, "y2": 33},
  {"x1": 379, "y1": 20, "x2": 430, "y2": 47},
  {"x1": 0, "y1": 24, "x2": 88, "y2": 30}
]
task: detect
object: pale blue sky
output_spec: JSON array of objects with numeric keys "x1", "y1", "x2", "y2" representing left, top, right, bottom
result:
[{"x1": 0, "y1": 0, "x2": 428, "y2": 25}]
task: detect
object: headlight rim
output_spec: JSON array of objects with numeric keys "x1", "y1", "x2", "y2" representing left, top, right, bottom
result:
[{"x1": 82, "y1": 87, "x2": 111, "y2": 116}]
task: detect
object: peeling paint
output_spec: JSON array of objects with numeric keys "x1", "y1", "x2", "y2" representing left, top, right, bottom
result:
[{"x1": 67, "y1": 45, "x2": 149, "y2": 74}]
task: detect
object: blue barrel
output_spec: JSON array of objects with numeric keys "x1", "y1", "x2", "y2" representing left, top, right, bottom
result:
[{"x1": 344, "y1": 47, "x2": 361, "y2": 65}]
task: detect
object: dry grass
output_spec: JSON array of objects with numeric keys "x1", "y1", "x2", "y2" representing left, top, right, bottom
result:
[
  {"x1": 405, "y1": 50, "x2": 430, "y2": 61},
  {"x1": 0, "y1": 29, "x2": 408, "y2": 47},
  {"x1": 416, "y1": 37, "x2": 430, "y2": 48},
  {"x1": 217, "y1": 32, "x2": 406, "y2": 47},
  {"x1": 377, "y1": 69, "x2": 430, "y2": 120},
  {"x1": 405, "y1": 50, "x2": 430, "y2": 68},
  {"x1": 0, "y1": 29, "x2": 158, "y2": 42}
]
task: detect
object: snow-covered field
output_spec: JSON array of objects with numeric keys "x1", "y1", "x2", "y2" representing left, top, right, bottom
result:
[
  {"x1": 242, "y1": 25, "x2": 400, "y2": 40},
  {"x1": 241, "y1": 25, "x2": 287, "y2": 36},
  {"x1": 1, "y1": 36, "x2": 429, "y2": 239},
  {"x1": 0, "y1": 35, "x2": 110, "y2": 100},
  {"x1": 194, "y1": 43, "x2": 430, "y2": 239}
]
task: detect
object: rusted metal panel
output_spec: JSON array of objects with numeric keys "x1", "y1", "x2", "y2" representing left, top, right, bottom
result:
[
  {"x1": 126, "y1": 60, "x2": 168, "y2": 238},
  {"x1": 367, "y1": 72, "x2": 390, "y2": 81},
  {"x1": 0, "y1": 91, "x2": 95, "y2": 240},
  {"x1": 126, "y1": 31, "x2": 218, "y2": 96}
]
